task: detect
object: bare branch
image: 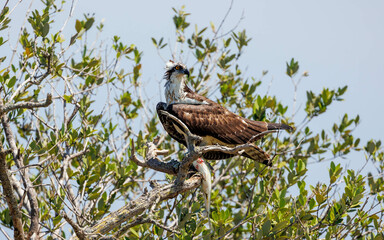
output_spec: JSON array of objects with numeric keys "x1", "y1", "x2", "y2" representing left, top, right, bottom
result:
[
  {"x1": 0, "y1": 144, "x2": 25, "y2": 240},
  {"x1": 113, "y1": 216, "x2": 149, "y2": 238},
  {"x1": 199, "y1": 143, "x2": 254, "y2": 156},
  {"x1": 62, "y1": 212, "x2": 86, "y2": 240},
  {"x1": 148, "y1": 217, "x2": 181, "y2": 235},
  {"x1": 84, "y1": 175, "x2": 202, "y2": 238},
  {"x1": 158, "y1": 110, "x2": 203, "y2": 150},
  {"x1": 0, "y1": 94, "x2": 52, "y2": 114},
  {"x1": 65, "y1": 104, "x2": 79, "y2": 127},
  {"x1": 1, "y1": 114, "x2": 40, "y2": 239},
  {"x1": 130, "y1": 139, "x2": 179, "y2": 175}
]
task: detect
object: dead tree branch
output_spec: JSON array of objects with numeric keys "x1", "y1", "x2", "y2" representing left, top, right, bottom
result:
[
  {"x1": 0, "y1": 93, "x2": 52, "y2": 114},
  {"x1": 130, "y1": 139, "x2": 180, "y2": 175},
  {"x1": 1, "y1": 114, "x2": 40, "y2": 239},
  {"x1": 84, "y1": 175, "x2": 202, "y2": 239},
  {"x1": 0, "y1": 144, "x2": 24, "y2": 240}
]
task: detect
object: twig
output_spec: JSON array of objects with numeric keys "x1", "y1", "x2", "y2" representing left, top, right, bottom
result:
[
  {"x1": 213, "y1": 0, "x2": 244, "y2": 40},
  {"x1": 199, "y1": 143, "x2": 255, "y2": 156},
  {"x1": 62, "y1": 212, "x2": 86, "y2": 240},
  {"x1": 0, "y1": 226, "x2": 12, "y2": 240},
  {"x1": 0, "y1": 94, "x2": 52, "y2": 114},
  {"x1": 31, "y1": 111, "x2": 56, "y2": 130},
  {"x1": 159, "y1": 110, "x2": 202, "y2": 150},
  {"x1": 212, "y1": 158, "x2": 235, "y2": 187},
  {"x1": 247, "y1": 129, "x2": 279, "y2": 143},
  {"x1": 130, "y1": 140, "x2": 180, "y2": 175},
  {"x1": 148, "y1": 218, "x2": 181, "y2": 235}
]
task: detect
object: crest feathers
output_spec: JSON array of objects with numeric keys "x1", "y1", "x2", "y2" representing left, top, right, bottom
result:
[{"x1": 165, "y1": 60, "x2": 176, "y2": 70}]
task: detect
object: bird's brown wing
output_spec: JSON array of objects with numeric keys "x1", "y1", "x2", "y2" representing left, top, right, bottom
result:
[
  {"x1": 157, "y1": 102, "x2": 236, "y2": 160},
  {"x1": 157, "y1": 102, "x2": 187, "y2": 146},
  {"x1": 157, "y1": 101, "x2": 276, "y2": 164},
  {"x1": 166, "y1": 102, "x2": 269, "y2": 145}
]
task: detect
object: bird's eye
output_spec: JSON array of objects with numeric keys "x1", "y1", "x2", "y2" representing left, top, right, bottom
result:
[{"x1": 175, "y1": 66, "x2": 180, "y2": 70}]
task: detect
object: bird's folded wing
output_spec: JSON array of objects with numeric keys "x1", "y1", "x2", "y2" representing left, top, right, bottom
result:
[
  {"x1": 157, "y1": 102, "x2": 188, "y2": 146},
  {"x1": 166, "y1": 103, "x2": 268, "y2": 145}
]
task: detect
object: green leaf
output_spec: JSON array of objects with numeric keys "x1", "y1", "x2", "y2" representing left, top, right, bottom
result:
[
  {"x1": 309, "y1": 198, "x2": 316, "y2": 210},
  {"x1": 130, "y1": 228, "x2": 140, "y2": 238},
  {"x1": 7, "y1": 76, "x2": 16, "y2": 88},
  {"x1": 84, "y1": 17, "x2": 94, "y2": 30},
  {"x1": 88, "y1": 191, "x2": 100, "y2": 200},
  {"x1": 97, "y1": 197, "x2": 105, "y2": 210},
  {"x1": 366, "y1": 140, "x2": 376, "y2": 155},
  {"x1": 272, "y1": 220, "x2": 288, "y2": 232},
  {"x1": 75, "y1": 20, "x2": 82, "y2": 33},
  {"x1": 63, "y1": 95, "x2": 73, "y2": 103},
  {"x1": 52, "y1": 215, "x2": 62, "y2": 226},
  {"x1": 262, "y1": 219, "x2": 271, "y2": 236},
  {"x1": 100, "y1": 163, "x2": 106, "y2": 177},
  {"x1": 286, "y1": 58, "x2": 299, "y2": 77},
  {"x1": 191, "y1": 202, "x2": 200, "y2": 213},
  {"x1": 151, "y1": 37, "x2": 157, "y2": 47},
  {"x1": 41, "y1": 22, "x2": 49, "y2": 37},
  {"x1": 297, "y1": 159, "x2": 305, "y2": 173}
]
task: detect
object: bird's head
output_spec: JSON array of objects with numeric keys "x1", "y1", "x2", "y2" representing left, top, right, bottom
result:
[{"x1": 164, "y1": 60, "x2": 190, "y2": 82}]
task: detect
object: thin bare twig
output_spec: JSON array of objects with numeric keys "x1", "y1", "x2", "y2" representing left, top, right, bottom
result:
[{"x1": 0, "y1": 227, "x2": 12, "y2": 240}]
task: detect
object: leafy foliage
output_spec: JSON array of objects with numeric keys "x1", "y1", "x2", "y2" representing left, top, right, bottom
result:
[{"x1": 0, "y1": 1, "x2": 383, "y2": 240}]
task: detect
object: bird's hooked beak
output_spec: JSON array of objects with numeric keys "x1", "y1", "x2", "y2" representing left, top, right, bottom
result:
[{"x1": 183, "y1": 68, "x2": 190, "y2": 78}]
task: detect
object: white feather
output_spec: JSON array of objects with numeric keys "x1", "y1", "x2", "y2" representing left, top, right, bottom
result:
[{"x1": 165, "y1": 60, "x2": 176, "y2": 70}]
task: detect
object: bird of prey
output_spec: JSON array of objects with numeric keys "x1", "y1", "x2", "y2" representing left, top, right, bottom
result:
[{"x1": 157, "y1": 60, "x2": 292, "y2": 166}]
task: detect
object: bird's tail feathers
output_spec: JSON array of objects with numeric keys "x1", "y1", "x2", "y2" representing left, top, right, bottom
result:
[
  {"x1": 267, "y1": 122, "x2": 293, "y2": 132},
  {"x1": 241, "y1": 144, "x2": 272, "y2": 166}
]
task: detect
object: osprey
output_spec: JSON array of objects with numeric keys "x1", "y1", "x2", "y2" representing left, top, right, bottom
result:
[{"x1": 157, "y1": 60, "x2": 292, "y2": 166}]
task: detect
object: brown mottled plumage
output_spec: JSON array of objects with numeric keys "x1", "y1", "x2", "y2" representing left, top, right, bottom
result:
[{"x1": 157, "y1": 61, "x2": 292, "y2": 166}]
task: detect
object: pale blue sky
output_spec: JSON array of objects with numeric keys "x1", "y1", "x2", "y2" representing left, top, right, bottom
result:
[{"x1": 7, "y1": 0, "x2": 384, "y2": 184}]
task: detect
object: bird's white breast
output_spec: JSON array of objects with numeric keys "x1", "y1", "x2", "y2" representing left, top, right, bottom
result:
[
  {"x1": 165, "y1": 74, "x2": 209, "y2": 105},
  {"x1": 165, "y1": 77, "x2": 186, "y2": 105}
]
